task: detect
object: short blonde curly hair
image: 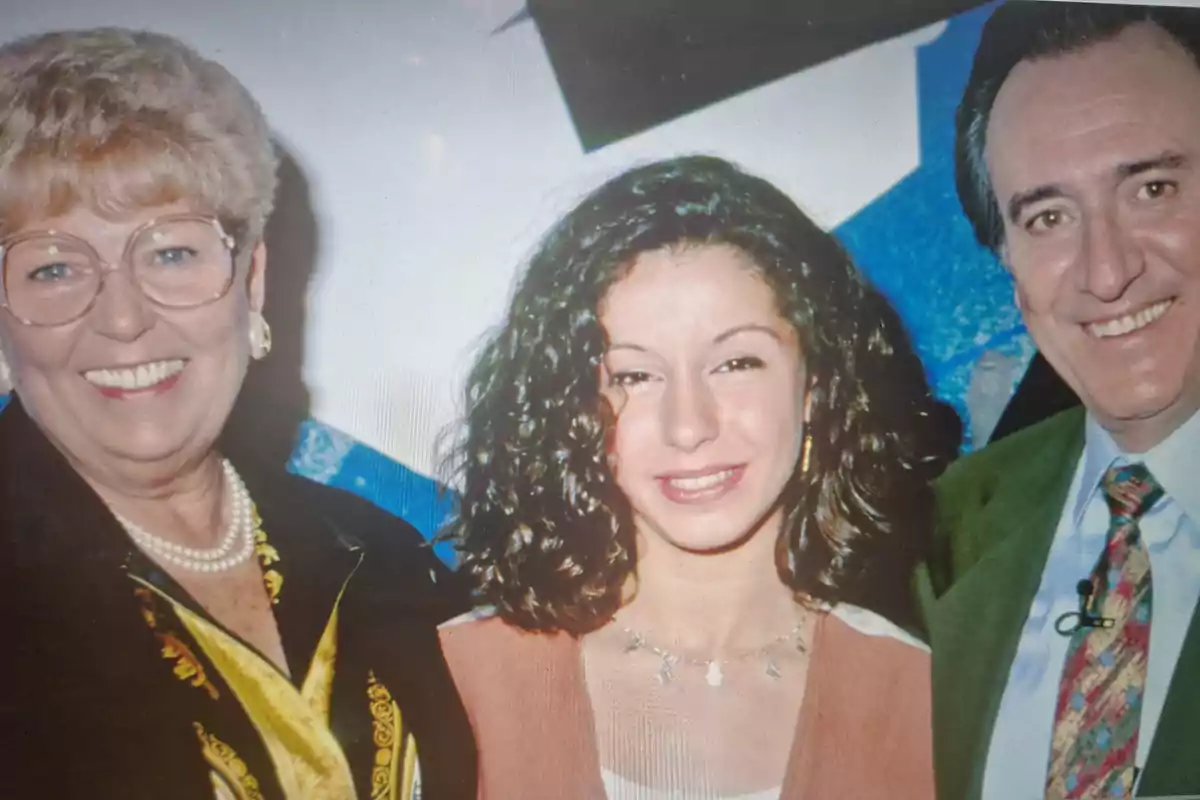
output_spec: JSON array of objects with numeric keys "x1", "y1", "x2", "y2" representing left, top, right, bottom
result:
[{"x1": 0, "y1": 27, "x2": 278, "y2": 242}]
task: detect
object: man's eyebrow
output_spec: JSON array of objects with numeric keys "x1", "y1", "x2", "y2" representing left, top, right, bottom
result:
[
  {"x1": 1116, "y1": 151, "x2": 1187, "y2": 180},
  {"x1": 1007, "y1": 185, "x2": 1065, "y2": 225}
]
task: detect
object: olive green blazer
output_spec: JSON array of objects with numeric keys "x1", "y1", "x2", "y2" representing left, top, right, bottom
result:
[{"x1": 916, "y1": 408, "x2": 1200, "y2": 800}]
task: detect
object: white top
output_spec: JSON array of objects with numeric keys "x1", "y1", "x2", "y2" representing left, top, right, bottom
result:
[
  {"x1": 981, "y1": 409, "x2": 1200, "y2": 799},
  {"x1": 601, "y1": 769, "x2": 779, "y2": 800},
  {"x1": 594, "y1": 604, "x2": 922, "y2": 800}
]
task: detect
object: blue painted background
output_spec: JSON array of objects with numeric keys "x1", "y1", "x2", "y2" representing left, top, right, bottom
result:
[{"x1": 838, "y1": 0, "x2": 1028, "y2": 451}]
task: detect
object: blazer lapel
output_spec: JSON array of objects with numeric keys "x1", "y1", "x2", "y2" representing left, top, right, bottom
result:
[
  {"x1": 1138, "y1": 598, "x2": 1200, "y2": 796},
  {"x1": 528, "y1": 636, "x2": 607, "y2": 799},
  {"x1": 242, "y1": 471, "x2": 365, "y2": 683},
  {"x1": 928, "y1": 415, "x2": 1085, "y2": 800}
]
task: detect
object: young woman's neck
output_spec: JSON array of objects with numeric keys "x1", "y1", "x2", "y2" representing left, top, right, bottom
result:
[{"x1": 614, "y1": 515, "x2": 804, "y2": 657}]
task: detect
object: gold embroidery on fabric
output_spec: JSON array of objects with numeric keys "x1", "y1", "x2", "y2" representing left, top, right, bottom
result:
[
  {"x1": 134, "y1": 586, "x2": 220, "y2": 700},
  {"x1": 162, "y1": 548, "x2": 361, "y2": 799},
  {"x1": 367, "y1": 671, "x2": 419, "y2": 800},
  {"x1": 262, "y1": 568, "x2": 283, "y2": 606},
  {"x1": 252, "y1": 509, "x2": 284, "y2": 605},
  {"x1": 130, "y1": 504, "x2": 282, "y2": 699},
  {"x1": 177, "y1": 602, "x2": 358, "y2": 798},
  {"x1": 162, "y1": 633, "x2": 221, "y2": 700},
  {"x1": 194, "y1": 722, "x2": 265, "y2": 800},
  {"x1": 367, "y1": 671, "x2": 398, "y2": 799},
  {"x1": 136, "y1": 588, "x2": 158, "y2": 628}
]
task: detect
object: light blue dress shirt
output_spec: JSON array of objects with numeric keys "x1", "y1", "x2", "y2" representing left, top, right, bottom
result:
[{"x1": 981, "y1": 409, "x2": 1200, "y2": 800}]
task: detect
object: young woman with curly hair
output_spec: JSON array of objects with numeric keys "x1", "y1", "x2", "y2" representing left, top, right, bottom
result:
[{"x1": 438, "y1": 155, "x2": 958, "y2": 799}]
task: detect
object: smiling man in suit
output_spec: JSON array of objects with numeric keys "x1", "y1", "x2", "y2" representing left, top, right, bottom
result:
[{"x1": 917, "y1": 2, "x2": 1200, "y2": 799}]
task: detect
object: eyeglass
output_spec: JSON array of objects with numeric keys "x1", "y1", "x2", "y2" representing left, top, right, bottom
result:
[{"x1": 0, "y1": 213, "x2": 238, "y2": 327}]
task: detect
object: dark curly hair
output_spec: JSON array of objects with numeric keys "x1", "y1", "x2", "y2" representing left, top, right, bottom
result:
[
  {"x1": 443, "y1": 155, "x2": 959, "y2": 635},
  {"x1": 956, "y1": 1, "x2": 1200, "y2": 254}
]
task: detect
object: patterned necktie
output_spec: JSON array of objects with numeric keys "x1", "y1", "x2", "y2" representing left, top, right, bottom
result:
[{"x1": 1045, "y1": 463, "x2": 1164, "y2": 798}]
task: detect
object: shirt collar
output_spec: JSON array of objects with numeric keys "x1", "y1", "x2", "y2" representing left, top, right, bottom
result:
[
  {"x1": 1143, "y1": 407, "x2": 1200, "y2": 525},
  {"x1": 1073, "y1": 408, "x2": 1200, "y2": 527},
  {"x1": 1072, "y1": 416, "x2": 1122, "y2": 528}
]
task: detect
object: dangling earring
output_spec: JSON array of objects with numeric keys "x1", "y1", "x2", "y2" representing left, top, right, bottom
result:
[
  {"x1": 799, "y1": 431, "x2": 813, "y2": 475},
  {"x1": 248, "y1": 311, "x2": 272, "y2": 360},
  {"x1": 799, "y1": 389, "x2": 814, "y2": 474}
]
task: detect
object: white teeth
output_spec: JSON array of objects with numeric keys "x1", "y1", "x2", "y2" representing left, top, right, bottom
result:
[
  {"x1": 668, "y1": 469, "x2": 735, "y2": 492},
  {"x1": 1087, "y1": 299, "x2": 1172, "y2": 339},
  {"x1": 83, "y1": 359, "x2": 186, "y2": 390}
]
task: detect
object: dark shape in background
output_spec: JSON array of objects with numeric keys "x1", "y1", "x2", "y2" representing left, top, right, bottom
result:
[
  {"x1": 525, "y1": 0, "x2": 989, "y2": 152},
  {"x1": 989, "y1": 352, "x2": 1081, "y2": 443},
  {"x1": 220, "y1": 145, "x2": 317, "y2": 471}
]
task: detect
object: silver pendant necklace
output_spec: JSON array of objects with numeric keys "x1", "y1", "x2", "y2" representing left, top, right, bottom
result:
[{"x1": 621, "y1": 624, "x2": 806, "y2": 688}]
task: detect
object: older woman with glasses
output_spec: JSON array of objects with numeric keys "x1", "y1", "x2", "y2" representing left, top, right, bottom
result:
[{"x1": 0, "y1": 28, "x2": 475, "y2": 799}]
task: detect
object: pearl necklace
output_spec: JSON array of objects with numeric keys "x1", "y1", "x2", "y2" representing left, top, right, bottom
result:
[
  {"x1": 113, "y1": 458, "x2": 257, "y2": 574},
  {"x1": 622, "y1": 623, "x2": 806, "y2": 688}
]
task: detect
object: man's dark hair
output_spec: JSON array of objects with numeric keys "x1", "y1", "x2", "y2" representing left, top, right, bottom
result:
[{"x1": 956, "y1": 1, "x2": 1200, "y2": 253}]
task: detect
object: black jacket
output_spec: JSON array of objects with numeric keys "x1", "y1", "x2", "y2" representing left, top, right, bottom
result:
[{"x1": 0, "y1": 398, "x2": 477, "y2": 799}]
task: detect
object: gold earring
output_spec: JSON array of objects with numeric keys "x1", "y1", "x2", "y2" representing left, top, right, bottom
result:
[
  {"x1": 249, "y1": 312, "x2": 272, "y2": 360},
  {"x1": 800, "y1": 431, "x2": 813, "y2": 474}
]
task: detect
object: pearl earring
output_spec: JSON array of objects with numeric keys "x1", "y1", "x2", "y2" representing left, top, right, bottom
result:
[{"x1": 249, "y1": 312, "x2": 272, "y2": 360}]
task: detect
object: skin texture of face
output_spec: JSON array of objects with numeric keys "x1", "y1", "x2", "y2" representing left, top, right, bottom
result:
[
  {"x1": 0, "y1": 202, "x2": 266, "y2": 488},
  {"x1": 986, "y1": 23, "x2": 1200, "y2": 453},
  {"x1": 599, "y1": 243, "x2": 807, "y2": 556}
]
